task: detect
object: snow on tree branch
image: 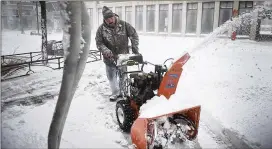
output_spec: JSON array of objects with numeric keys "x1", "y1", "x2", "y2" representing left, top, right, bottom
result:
[{"x1": 59, "y1": 2, "x2": 72, "y2": 60}]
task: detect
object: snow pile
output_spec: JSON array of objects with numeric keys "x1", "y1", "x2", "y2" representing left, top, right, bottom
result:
[
  {"x1": 148, "y1": 116, "x2": 186, "y2": 148},
  {"x1": 1, "y1": 61, "x2": 127, "y2": 148},
  {"x1": 139, "y1": 95, "x2": 197, "y2": 119}
]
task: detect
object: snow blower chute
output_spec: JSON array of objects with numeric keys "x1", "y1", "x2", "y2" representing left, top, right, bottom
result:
[{"x1": 114, "y1": 52, "x2": 201, "y2": 149}]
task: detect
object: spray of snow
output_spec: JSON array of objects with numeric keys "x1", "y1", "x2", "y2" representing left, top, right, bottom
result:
[
  {"x1": 139, "y1": 95, "x2": 197, "y2": 118},
  {"x1": 139, "y1": 10, "x2": 258, "y2": 118},
  {"x1": 188, "y1": 13, "x2": 253, "y2": 55},
  {"x1": 181, "y1": 5, "x2": 268, "y2": 59}
]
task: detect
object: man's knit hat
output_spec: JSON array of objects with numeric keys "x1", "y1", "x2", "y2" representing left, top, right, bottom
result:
[{"x1": 102, "y1": 6, "x2": 114, "y2": 19}]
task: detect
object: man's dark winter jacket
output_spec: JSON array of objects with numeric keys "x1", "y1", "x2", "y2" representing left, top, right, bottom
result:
[{"x1": 95, "y1": 15, "x2": 139, "y2": 66}]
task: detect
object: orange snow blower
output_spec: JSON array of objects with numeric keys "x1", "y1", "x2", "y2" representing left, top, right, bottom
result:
[{"x1": 115, "y1": 52, "x2": 201, "y2": 149}]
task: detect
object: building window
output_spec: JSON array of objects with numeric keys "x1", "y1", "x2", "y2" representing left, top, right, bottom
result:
[
  {"x1": 172, "y1": 3, "x2": 182, "y2": 33},
  {"x1": 2, "y1": 16, "x2": 8, "y2": 29},
  {"x1": 201, "y1": 2, "x2": 215, "y2": 34},
  {"x1": 14, "y1": 10, "x2": 19, "y2": 16},
  {"x1": 115, "y1": 7, "x2": 122, "y2": 19},
  {"x1": 135, "y1": 5, "x2": 143, "y2": 31},
  {"x1": 98, "y1": 8, "x2": 103, "y2": 26},
  {"x1": 25, "y1": 10, "x2": 31, "y2": 15},
  {"x1": 10, "y1": 1, "x2": 18, "y2": 4},
  {"x1": 186, "y1": 3, "x2": 198, "y2": 34},
  {"x1": 146, "y1": 5, "x2": 155, "y2": 32},
  {"x1": 159, "y1": 4, "x2": 168, "y2": 32},
  {"x1": 88, "y1": 8, "x2": 93, "y2": 29},
  {"x1": 239, "y1": 1, "x2": 253, "y2": 14},
  {"x1": 219, "y1": 1, "x2": 233, "y2": 26},
  {"x1": 125, "y1": 6, "x2": 132, "y2": 24}
]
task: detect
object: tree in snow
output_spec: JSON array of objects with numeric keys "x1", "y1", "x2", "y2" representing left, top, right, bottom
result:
[
  {"x1": 47, "y1": 2, "x2": 91, "y2": 149},
  {"x1": 16, "y1": 2, "x2": 25, "y2": 34},
  {"x1": 40, "y1": 1, "x2": 48, "y2": 65}
]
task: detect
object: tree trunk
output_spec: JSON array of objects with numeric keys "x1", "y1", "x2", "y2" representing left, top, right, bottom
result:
[
  {"x1": 36, "y1": 2, "x2": 40, "y2": 34},
  {"x1": 40, "y1": 1, "x2": 48, "y2": 65},
  {"x1": 71, "y1": 2, "x2": 91, "y2": 95},
  {"x1": 48, "y1": 2, "x2": 91, "y2": 149},
  {"x1": 249, "y1": 10, "x2": 261, "y2": 41},
  {"x1": 17, "y1": 2, "x2": 25, "y2": 34}
]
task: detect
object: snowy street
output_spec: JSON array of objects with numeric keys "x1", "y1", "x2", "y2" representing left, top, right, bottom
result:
[{"x1": 1, "y1": 30, "x2": 272, "y2": 148}]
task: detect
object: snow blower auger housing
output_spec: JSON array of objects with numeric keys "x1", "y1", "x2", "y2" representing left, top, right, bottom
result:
[{"x1": 114, "y1": 52, "x2": 201, "y2": 149}]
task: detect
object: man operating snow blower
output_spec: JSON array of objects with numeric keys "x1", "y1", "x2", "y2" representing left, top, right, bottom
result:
[{"x1": 95, "y1": 6, "x2": 140, "y2": 101}]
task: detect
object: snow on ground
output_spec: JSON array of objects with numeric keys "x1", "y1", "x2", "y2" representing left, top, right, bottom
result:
[
  {"x1": 1, "y1": 55, "x2": 130, "y2": 148},
  {"x1": 183, "y1": 39, "x2": 272, "y2": 148},
  {"x1": 2, "y1": 28, "x2": 272, "y2": 149},
  {"x1": 1, "y1": 30, "x2": 98, "y2": 55}
]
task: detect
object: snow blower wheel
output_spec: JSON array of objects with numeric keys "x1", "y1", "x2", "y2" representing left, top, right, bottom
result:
[{"x1": 116, "y1": 100, "x2": 135, "y2": 132}]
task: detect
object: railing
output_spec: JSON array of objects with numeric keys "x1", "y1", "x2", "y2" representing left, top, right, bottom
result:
[
  {"x1": 1, "y1": 50, "x2": 102, "y2": 81},
  {"x1": 1, "y1": 51, "x2": 42, "y2": 66}
]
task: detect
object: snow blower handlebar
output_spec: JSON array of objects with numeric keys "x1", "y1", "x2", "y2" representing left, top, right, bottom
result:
[{"x1": 115, "y1": 54, "x2": 169, "y2": 73}]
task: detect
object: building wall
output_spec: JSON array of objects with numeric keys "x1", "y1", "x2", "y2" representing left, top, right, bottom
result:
[
  {"x1": 2, "y1": 1, "x2": 262, "y2": 36},
  {"x1": 86, "y1": 0, "x2": 257, "y2": 37}
]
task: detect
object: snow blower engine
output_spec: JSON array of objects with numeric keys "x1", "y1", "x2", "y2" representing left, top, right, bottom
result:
[
  {"x1": 115, "y1": 54, "x2": 168, "y2": 130},
  {"x1": 115, "y1": 53, "x2": 201, "y2": 149}
]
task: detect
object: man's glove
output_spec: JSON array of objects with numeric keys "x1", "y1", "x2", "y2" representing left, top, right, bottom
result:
[
  {"x1": 132, "y1": 47, "x2": 140, "y2": 54},
  {"x1": 102, "y1": 49, "x2": 114, "y2": 58}
]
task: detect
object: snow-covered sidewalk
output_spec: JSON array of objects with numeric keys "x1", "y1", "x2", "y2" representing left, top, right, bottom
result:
[{"x1": 2, "y1": 30, "x2": 272, "y2": 148}]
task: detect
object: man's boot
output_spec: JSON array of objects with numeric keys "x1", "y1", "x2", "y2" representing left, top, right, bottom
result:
[
  {"x1": 109, "y1": 94, "x2": 118, "y2": 102},
  {"x1": 109, "y1": 92, "x2": 123, "y2": 101}
]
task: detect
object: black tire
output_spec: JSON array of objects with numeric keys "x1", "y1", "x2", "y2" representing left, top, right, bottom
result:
[
  {"x1": 116, "y1": 100, "x2": 135, "y2": 132},
  {"x1": 153, "y1": 145, "x2": 163, "y2": 149}
]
